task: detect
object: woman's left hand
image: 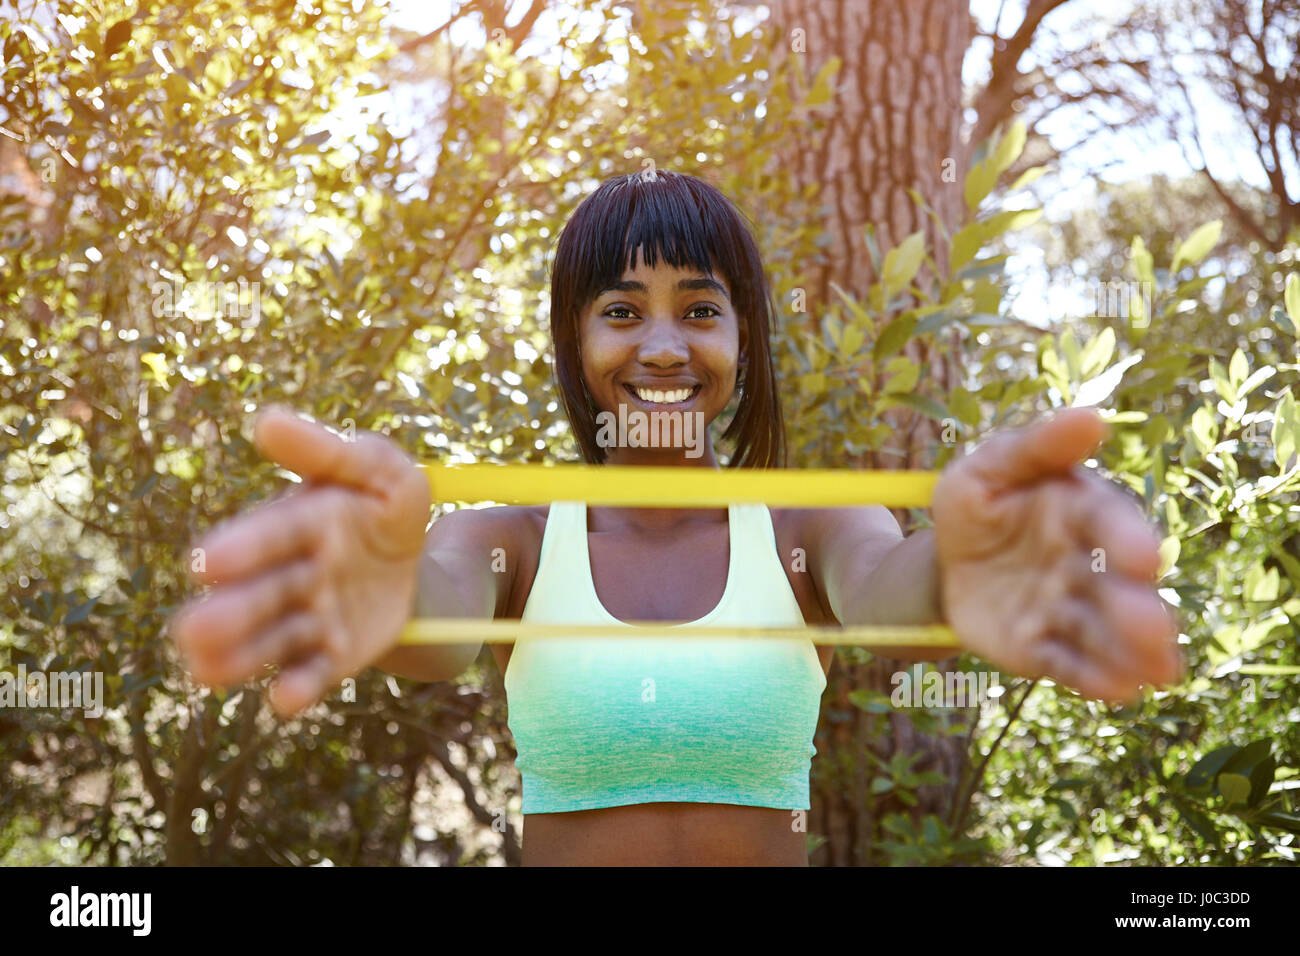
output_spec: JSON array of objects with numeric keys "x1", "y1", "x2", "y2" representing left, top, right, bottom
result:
[{"x1": 931, "y1": 406, "x2": 1183, "y2": 703}]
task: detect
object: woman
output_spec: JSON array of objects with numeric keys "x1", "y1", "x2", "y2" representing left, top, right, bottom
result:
[{"x1": 172, "y1": 171, "x2": 1182, "y2": 866}]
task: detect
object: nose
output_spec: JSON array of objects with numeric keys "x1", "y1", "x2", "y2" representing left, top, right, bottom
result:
[{"x1": 636, "y1": 314, "x2": 690, "y2": 367}]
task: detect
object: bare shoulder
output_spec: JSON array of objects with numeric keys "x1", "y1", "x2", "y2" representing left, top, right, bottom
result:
[
  {"x1": 774, "y1": 503, "x2": 901, "y2": 546},
  {"x1": 767, "y1": 505, "x2": 811, "y2": 541},
  {"x1": 427, "y1": 503, "x2": 549, "y2": 557},
  {"x1": 769, "y1": 505, "x2": 898, "y2": 542}
]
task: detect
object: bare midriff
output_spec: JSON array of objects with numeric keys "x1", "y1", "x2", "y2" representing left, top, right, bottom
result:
[{"x1": 520, "y1": 802, "x2": 811, "y2": 866}]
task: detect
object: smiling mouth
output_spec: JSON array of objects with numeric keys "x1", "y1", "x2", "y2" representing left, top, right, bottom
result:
[{"x1": 623, "y1": 384, "x2": 702, "y2": 407}]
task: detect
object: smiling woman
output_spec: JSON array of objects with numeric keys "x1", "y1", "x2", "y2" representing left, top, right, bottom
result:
[
  {"x1": 453, "y1": 170, "x2": 844, "y2": 864},
  {"x1": 171, "y1": 169, "x2": 1181, "y2": 868}
]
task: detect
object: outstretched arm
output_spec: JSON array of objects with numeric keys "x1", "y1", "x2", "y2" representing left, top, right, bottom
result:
[
  {"x1": 804, "y1": 503, "x2": 950, "y2": 662},
  {"x1": 806, "y1": 407, "x2": 1184, "y2": 702}
]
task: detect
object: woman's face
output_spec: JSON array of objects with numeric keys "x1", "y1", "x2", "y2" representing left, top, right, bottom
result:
[{"x1": 578, "y1": 247, "x2": 747, "y2": 463}]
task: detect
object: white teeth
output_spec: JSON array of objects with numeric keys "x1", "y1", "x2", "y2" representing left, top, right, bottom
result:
[{"x1": 633, "y1": 387, "x2": 693, "y2": 404}]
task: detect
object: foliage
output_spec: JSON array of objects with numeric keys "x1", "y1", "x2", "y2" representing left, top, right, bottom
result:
[
  {"x1": 0, "y1": 0, "x2": 825, "y2": 864},
  {"x1": 2, "y1": 0, "x2": 1296, "y2": 866},
  {"x1": 817, "y1": 119, "x2": 1300, "y2": 864}
]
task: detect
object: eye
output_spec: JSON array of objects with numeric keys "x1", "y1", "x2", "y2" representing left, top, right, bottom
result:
[
  {"x1": 602, "y1": 306, "x2": 637, "y2": 319},
  {"x1": 687, "y1": 304, "x2": 721, "y2": 319}
]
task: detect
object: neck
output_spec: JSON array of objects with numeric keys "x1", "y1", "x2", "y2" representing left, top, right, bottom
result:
[{"x1": 591, "y1": 438, "x2": 727, "y2": 534}]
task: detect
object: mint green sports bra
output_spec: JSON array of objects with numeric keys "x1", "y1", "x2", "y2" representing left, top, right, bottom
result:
[{"x1": 504, "y1": 500, "x2": 828, "y2": 814}]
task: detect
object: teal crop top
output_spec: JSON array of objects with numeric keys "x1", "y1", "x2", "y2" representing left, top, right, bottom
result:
[{"x1": 503, "y1": 500, "x2": 828, "y2": 814}]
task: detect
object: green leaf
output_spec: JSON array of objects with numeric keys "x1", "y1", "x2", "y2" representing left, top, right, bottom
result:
[
  {"x1": 1256, "y1": 811, "x2": 1300, "y2": 834},
  {"x1": 1248, "y1": 755, "x2": 1276, "y2": 807},
  {"x1": 1190, "y1": 405, "x2": 1217, "y2": 454},
  {"x1": 893, "y1": 391, "x2": 949, "y2": 421},
  {"x1": 862, "y1": 224, "x2": 881, "y2": 273},
  {"x1": 963, "y1": 120, "x2": 1027, "y2": 211},
  {"x1": 1171, "y1": 220, "x2": 1222, "y2": 273},
  {"x1": 913, "y1": 302, "x2": 955, "y2": 335},
  {"x1": 1073, "y1": 351, "x2": 1142, "y2": 408},
  {"x1": 1285, "y1": 272, "x2": 1300, "y2": 325},
  {"x1": 990, "y1": 119, "x2": 1027, "y2": 177},
  {"x1": 1186, "y1": 745, "x2": 1238, "y2": 788},
  {"x1": 881, "y1": 355, "x2": 920, "y2": 395},
  {"x1": 1130, "y1": 235, "x2": 1155, "y2": 287},
  {"x1": 1271, "y1": 305, "x2": 1297, "y2": 337},
  {"x1": 1079, "y1": 327, "x2": 1116, "y2": 380},
  {"x1": 880, "y1": 230, "x2": 926, "y2": 300},
  {"x1": 1236, "y1": 365, "x2": 1275, "y2": 401},
  {"x1": 1059, "y1": 328, "x2": 1082, "y2": 381},
  {"x1": 1008, "y1": 164, "x2": 1047, "y2": 192},
  {"x1": 840, "y1": 323, "x2": 865, "y2": 358},
  {"x1": 1207, "y1": 357, "x2": 1235, "y2": 404},
  {"x1": 1220, "y1": 739, "x2": 1273, "y2": 777},
  {"x1": 1273, "y1": 390, "x2": 1298, "y2": 470},
  {"x1": 873, "y1": 314, "x2": 916, "y2": 361},
  {"x1": 948, "y1": 386, "x2": 980, "y2": 426},
  {"x1": 1172, "y1": 797, "x2": 1219, "y2": 845},
  {"x1": 1228, "y1": 348, "x2": 1248, "y2": 391},
  {"x1": 804, "y1": 56, "x2": 841, "y2": 107},
  {"x1": 63, "y1": 596, "x2": 99, "y2": 625},
  {"x1": 1243, "y1": 561, "x2": 1279, "y2": 603},
  {"x1": 1217, "y1": 772, "x2": 1251, "y2": 805},
  {"x1": 830, "y1": 281, "x2": 872, "y2": 328}
]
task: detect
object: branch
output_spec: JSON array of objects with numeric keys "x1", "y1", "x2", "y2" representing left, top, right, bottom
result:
[
  {"x1": 949, "y1": 678, "x2": 1038, "y2": 835},
  {"x1": 971, "y1": 0, "x2": 1075, "y2": 144}
]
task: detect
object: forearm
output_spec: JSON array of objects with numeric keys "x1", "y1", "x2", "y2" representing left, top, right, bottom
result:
[
  {"x1": 372, "y1": 551, "x2": 482, "y2": 682},
  {"x1": 841, "y1": 528, "x2": 953, "y2": 661}
]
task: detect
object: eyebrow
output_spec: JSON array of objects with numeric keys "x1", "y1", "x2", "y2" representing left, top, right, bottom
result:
[{"x1": 596, "y1": 276, "x2": 730, "y2": 300}]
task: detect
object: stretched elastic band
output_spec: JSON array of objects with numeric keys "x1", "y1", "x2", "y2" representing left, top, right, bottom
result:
[{"x1": 401, "y1": 462, "x2": 957, "y2": 647}]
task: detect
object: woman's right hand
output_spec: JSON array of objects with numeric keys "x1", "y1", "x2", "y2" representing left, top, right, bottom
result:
[{"x1": 171, "y1": 407, "x2": 432, "y2": 717}]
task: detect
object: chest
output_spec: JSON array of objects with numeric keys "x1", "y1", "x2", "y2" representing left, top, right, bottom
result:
[{"x1": 494, "y1": 507, "x2": 836, "y2": 676}]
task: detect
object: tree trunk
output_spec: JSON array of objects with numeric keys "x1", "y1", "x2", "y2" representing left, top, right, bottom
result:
[{"x1": 767, "y1": 0, "x2": 976, "y2": 866}]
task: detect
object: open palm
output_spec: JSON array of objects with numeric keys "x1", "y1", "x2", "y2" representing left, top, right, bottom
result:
[
  {"x1": 171, "y1": 408, "x2": 431, "y2": 717},
  {"x1": 931, "y1": 407, "x2": 1183, "y2": 703}
]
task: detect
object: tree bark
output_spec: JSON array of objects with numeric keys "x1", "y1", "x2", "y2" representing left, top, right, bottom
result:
[{"x1": 767, "y1": 0, "x2": 976, "y2": 866}]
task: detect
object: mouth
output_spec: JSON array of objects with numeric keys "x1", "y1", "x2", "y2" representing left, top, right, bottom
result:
[{"x1": 622, "y1": 383, "x2": 702, "y2": 409}]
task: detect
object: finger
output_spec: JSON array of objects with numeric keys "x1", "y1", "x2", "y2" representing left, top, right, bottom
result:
[
  {"x1": 1067, "y1": 469, "x2": 1164, "y2": 582},
  {"x1": 1092, "y1": 576, "x2": 1183, "y2": 685},
  {"x1": 966, "y1": 407, "x2": 1110, "y2": 490},
  {"x1": 267, "y1": 652, "x2": 337, "y2": 717},
  {"x1": 254, "y1": 406, "x2": 417, "y2": 497},
  {"x1": 1046, "y1": 595, "x2": 1144, "y2": 698},
  {"x1": 174, "y1": 558, "x2": 321, "y2": 661},
  {"x1": 188, "y1": 487, "x2": 342, "y2": 584},
  {"x1": 256, "y1": 408, "x2": 431, "y2": 558},
  {"x1": 1024, "y1": 637, "x2": 1136, "y2": 704},
  {"x1": 220, "y1": 610, "x2": 324, "y2": 684}
]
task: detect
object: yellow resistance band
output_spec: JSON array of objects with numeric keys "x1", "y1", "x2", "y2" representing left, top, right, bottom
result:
[
  {"x1": 399, "y1": 463, "x2": 959, "y2": 648},
  {"x1": 421, "y1": 462, "x2": 939, "y2": 508}
]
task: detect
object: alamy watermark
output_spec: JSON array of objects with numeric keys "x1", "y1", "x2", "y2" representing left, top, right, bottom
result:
[
  {"x1": 49, "y1": 886, "x2": 150, "y2": 935},
  {"x1": 891, "y1": 664, "x2": 1000, "y2": 709},
  {"x1": 0, "y1": 665, "x2": 105, "y2": 718},
  {"x1": 150, "y1": 276, "x2": 262, "y2": 324},
  {"x1": 595, "y1": 407, "x2": 706, "y2": 458},
  {"x1": 1092, "y1": 279, "x2": 1153, "y2": 325}
]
